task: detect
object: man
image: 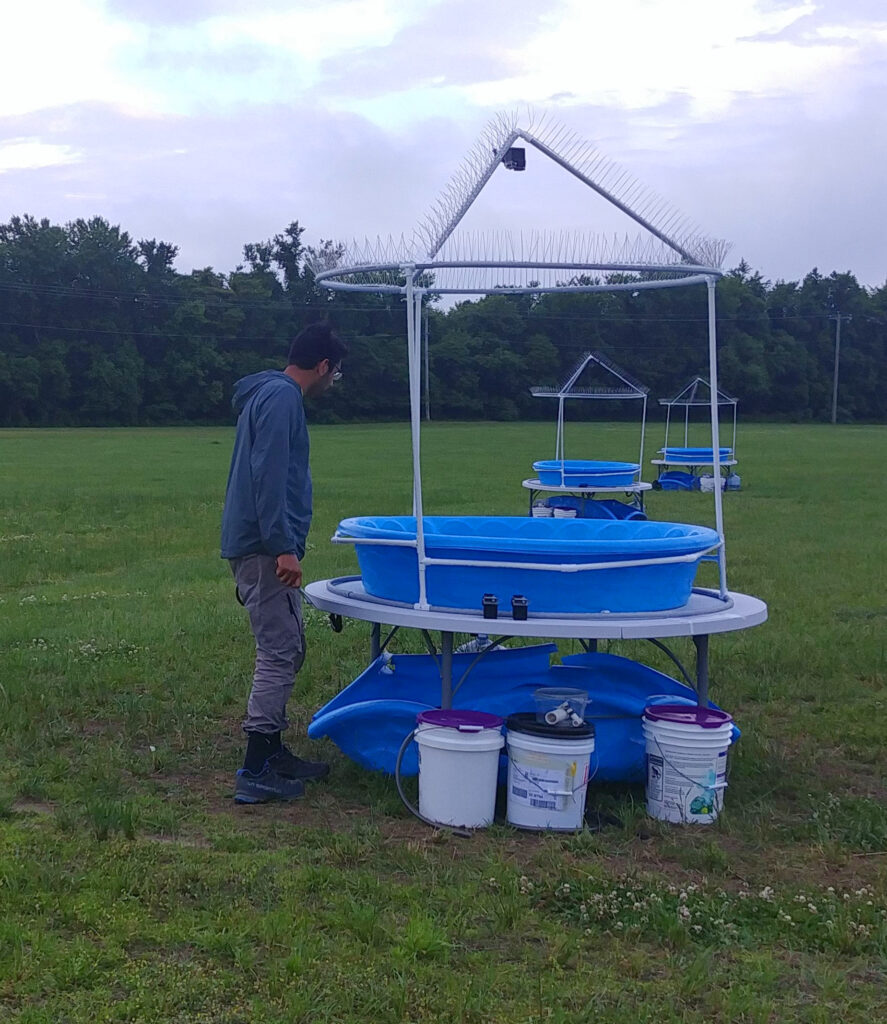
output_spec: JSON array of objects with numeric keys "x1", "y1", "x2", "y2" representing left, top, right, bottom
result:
[{"x1": 221, "y1": 322, "x2": 347, "y2": 804}]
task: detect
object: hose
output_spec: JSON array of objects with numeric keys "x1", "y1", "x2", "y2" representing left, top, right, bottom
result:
[{"x1": 393, "y1": 728, "x2": 471, "y2": 839}]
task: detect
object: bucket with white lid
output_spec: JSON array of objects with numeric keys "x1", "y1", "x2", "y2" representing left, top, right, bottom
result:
[
  {"x1": 642, "y1": 704, "x2": 734, "y2": 824},
  {"x1": 415, "y1": 709, "x2": 504, "y2": 828},
  {"x1": 505, "y1": 713, "x2": 596, "y2": 831}
]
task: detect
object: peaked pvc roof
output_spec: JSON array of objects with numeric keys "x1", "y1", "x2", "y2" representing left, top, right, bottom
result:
[
  {"x1": 531, "y1": 351, "x2": 649, "y2": 399},
  {"x1": 659, "y1": 377, "x2": 738, "y2": 407},
  {"x1": 311, "y1": 109, "x2": 730, "y2": 294}
]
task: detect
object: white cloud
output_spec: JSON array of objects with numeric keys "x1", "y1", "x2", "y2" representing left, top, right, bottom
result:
[
  {"x1": 5, "y1": 0, "x2": 873, "y2": 125},
  {"x1": 0, "y1": 138, "x2": 81, "y2": 173},
  {"x1": 441, "y1": 1, "x2": 843, "y2": 117},
  {"x1": 0, "y1": 1, "x2": 430, "y2": 119},
  {"x1": 0, "y1": 2, "x2": 147, "y2": 117},
  {"x1": 204, "y1": 0, "x2": 407, "y2": 57}
]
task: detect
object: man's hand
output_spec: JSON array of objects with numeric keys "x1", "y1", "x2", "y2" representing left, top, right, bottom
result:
[{"x1": 275, "y1": 553, "x2": 302, "y2": 588}]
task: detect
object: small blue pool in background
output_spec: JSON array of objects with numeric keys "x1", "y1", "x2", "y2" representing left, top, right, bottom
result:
[
  {"x1": 335, "y1": 515, "x2": 719, "y2": 614},
  {"x1": 533, "y1": 459, "x2": 640, "y2": 487},
  {"x1": 659, "y1": 447, "x2": 733, "y2": 463}
]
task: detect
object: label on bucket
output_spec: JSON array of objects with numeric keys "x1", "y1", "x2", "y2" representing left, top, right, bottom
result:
[
  {"x1": 647, "y1": 755, "x2": 665, "y2": 803},
  {"x1": 646, "y1": 746, "x2": 727, "y2": 824},
  {"x1": 510, "y1": 759, "x2": 586, "y2": 811}
]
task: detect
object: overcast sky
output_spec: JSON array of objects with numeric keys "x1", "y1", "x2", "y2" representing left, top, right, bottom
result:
[{"x1": 1, "y1": 0, "x2": 885, "y2": 287}]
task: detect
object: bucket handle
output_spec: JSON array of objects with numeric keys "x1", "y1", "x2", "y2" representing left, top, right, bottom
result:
[{"x1": 650, "y1": 735, "x2": 729, "y2": 792}]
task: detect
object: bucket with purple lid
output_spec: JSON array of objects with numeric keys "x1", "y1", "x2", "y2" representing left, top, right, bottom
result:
[
  {"x1": 642, "y1": 703, "x2": 735, "y2": 825},
  {"x1": 417, "y1": 709, "x2": 504, "y2": 733},
  {"x1": 642, "y1": 704, "x2": 733, "y2": 729},
  {"x1": 415, "y1": 708, "x2": 504, "y2": 828}
]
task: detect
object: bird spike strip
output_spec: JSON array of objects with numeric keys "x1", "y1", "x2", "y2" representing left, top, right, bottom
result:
[
  {"x1": 305, "y1": 108, "x2": 731, "y2": 283},
  {"x1": 312, "y1": 229, "x2": 712, "y2": 280},
  {"x1": 660, "y1": 376, "x2": 738, "y2": 407},
  {"x1": 415, "y1": 108, "x2": 729, "y2": 267},
  {"x1": 585, "y1": 350, "x2": 650, "y2": 396}
]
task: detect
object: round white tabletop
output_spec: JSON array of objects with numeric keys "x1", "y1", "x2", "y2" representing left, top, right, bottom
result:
[
  {"x1": 522, "y1": 478, "x2": 653, "y2": 494},
  {"x1": 303, "y1": 577, "x2": 767, "y2": 640},
  {"x1": 651, "y1": 459, "x2": 737, "y2": 468}
]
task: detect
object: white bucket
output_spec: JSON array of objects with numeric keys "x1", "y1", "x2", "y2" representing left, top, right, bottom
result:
[
  {"x1": 505, "y1": 714, "x2": 596, "y2": 831},
  {"x1": 699, "y1": 474, "x2": 726, "y2": 492},
  {"x1": 642, "y1": 705, "x2": 734, "y2": 824},
  {"x1": 415, "y1": 710, "x2": 504, "y2": 828}
]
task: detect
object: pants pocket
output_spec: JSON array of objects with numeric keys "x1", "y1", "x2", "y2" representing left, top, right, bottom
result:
[{"x1": 286, "y1": 590, "x2": 307, "y2": 673}]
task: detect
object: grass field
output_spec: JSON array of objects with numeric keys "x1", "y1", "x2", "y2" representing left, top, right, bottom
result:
[{"x1": 1, "y1": 421, "x2": 886, "y2": 1023}]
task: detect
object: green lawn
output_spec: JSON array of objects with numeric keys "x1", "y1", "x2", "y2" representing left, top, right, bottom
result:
[{"x1": 1, "y1": 422, "x2": 885, "y2": 1023}]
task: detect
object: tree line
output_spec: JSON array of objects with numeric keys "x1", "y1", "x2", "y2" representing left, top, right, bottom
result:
[{"x1": 1, "y1": 214, "x2": 885, "y2": 427}]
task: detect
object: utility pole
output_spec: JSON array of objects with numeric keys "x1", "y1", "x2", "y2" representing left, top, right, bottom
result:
[{"x1": 829, "y1": 312, "x2": 851, "y2": 424}]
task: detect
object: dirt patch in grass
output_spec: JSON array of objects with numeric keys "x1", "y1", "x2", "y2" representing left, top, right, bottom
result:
[
  {"x1": 142, "y1": 832, "x2": 211, "y2": 848},
  {"x1": 811, "y1": 750, "x2": 887, "y2": 802},
  {"x1": 78, "y1": 718, "x2": 117, "y2": 738},
  {"x1": 48, "y1": 759, "x2": 880, "y2": 894},
  {"x1": 200, "y1": 793, "x2": 886, "y2": 892},
  {"x1": 11, "y1": 799, "x2": 55, "y2": 816}
]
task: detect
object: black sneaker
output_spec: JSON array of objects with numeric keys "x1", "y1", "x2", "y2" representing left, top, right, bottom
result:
[
  {"x1": 268, "y1": 746, "x2": 330, "y2": 782},
  {"x1": 234, "y1": 764, "x2": 305, "y2": 804}
]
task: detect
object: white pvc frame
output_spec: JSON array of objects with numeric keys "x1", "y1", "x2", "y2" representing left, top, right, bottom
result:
[
  {"x1": 316, "y1": 261, "x2": 730, "y2": 610},
  {"x1": 531, "y1": 351, "x2": 649, "y2": 485},
  {"x1": 330, "y1": 532, "x2": 722, "y2": 574},
  {"x1": 661, "y1": 377, "x2": 738, "y2": 459}
]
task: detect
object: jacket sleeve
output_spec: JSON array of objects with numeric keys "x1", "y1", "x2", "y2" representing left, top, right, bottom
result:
[{"x1": 249, "y1": 390, "x2": 298, "y2": 557}]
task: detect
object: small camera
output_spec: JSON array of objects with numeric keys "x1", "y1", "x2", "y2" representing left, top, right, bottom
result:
[{"x1": 501, "y1": 147, "x2": 526, "y2": 171}]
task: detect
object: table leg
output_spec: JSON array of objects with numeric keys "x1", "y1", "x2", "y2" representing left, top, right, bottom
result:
[
  {"x1": 370, "y1": 622, "x2": 381, "y2": 660},
  {"x1": 693, "y1": 634, "x2": 710, "y2": 706},
  {"x1": 440, "y1": 632, "x2": 454, "y2": 709}
]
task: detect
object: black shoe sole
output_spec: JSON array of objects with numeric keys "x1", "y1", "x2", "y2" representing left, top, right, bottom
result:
[
  {"x1": 233, "y1": 791, "x2": 304, "y2": 804},
  {"x1": 276, "y1": 768, "x2": 330, "y2": 782}
]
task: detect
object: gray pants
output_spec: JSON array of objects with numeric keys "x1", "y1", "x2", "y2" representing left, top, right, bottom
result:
[{"x1": 230, "y1": 554, "x2": 306, "y2": 734}]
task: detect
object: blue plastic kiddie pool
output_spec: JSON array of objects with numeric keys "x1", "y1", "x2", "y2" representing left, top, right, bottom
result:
[
  {"x1": 335, "y1": 515, "x2": 719, "y2": 614},
  {"x1": 658, "y1": 447, "x2": 732, "y2": 463},
  {"x1": 533, "y1": 459, "x2": 640, "y2": 487}
]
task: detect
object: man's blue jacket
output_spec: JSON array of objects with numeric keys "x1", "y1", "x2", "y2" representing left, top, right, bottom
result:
[{"x1": 221, "y1": 371, "x2": 312, "y2": 560}]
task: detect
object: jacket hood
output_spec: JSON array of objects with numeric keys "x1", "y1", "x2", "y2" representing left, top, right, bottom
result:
[{"x1": 231, "y1": 370, "x2": 293, "y2": 413}]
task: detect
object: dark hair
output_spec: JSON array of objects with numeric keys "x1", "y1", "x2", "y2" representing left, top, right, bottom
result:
[{"x1": 287, "y1": 323, "x2": 347, "y2": 370}]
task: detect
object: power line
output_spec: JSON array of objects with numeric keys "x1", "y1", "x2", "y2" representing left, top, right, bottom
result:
[
  {"x1": 0, "y1": 306, "x2": 868, "y2": 332},
  {"x1": 0, "y1": 319, "x2": 275, "y2": 342}
]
